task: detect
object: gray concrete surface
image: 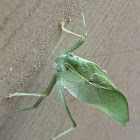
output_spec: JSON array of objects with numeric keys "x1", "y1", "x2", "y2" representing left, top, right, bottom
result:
[{"x1": 0, "y1": 0, "x2": 140, "y2": 140}]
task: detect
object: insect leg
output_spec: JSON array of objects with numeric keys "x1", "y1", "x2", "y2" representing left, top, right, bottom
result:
[
  {"x1": 61, "y1": 12, "x2": 87, "y2": 54},
  {"x1": 82, "y1": 12, "x2": 87, "y2": 37},
  {"x1": 60, "y1": 12, "x2": 87, "y2": 38},
  {"x1": 8, "y1": 93, "x2": 46, "y2": 98},
  {"x1": 53, "y1": 82, "x2": 76, "y2": 140},
  {"x1": 9, "y1": 73, "x2": 57, "y2": 112}
]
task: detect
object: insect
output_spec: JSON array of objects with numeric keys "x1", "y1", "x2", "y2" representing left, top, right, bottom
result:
[{"x1": 8, "y1": 13, "x2": 129, "y2": 140}]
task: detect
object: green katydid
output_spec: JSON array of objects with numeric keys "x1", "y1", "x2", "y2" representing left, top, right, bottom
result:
[{"x1": 8, "y1": 13, "x2": 129, "y2": 140}]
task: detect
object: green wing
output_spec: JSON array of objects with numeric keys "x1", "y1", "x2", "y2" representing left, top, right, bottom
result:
[
  {"x1": 90, "y1": 64, "x2": 129, "y2": 126},
  {"x1": 85, "y1": 80, "x2": 129, "y2": 126},
  {"x1": 59, "y1": 66, "x2": 129, "y2": 126}
]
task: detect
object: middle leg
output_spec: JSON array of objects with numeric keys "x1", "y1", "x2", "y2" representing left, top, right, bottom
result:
[{"x1": 8, "y1": 73, "x2": 58, "y2": 112}]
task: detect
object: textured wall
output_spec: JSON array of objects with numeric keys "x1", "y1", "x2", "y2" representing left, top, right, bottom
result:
[{"x1": 0, "y1": 0, "x2": 140, "y2": 140}]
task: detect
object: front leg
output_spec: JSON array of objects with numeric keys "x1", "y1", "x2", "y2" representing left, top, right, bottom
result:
[{"x1": 61, "y1": 12, "x2": 87, "y2": 54}]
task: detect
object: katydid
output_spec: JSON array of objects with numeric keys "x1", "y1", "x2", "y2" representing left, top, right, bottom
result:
[{"x1": 8, "y1": 13, "x2": 129, "y2": 140}]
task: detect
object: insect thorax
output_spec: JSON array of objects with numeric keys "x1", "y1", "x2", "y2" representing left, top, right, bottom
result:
[
  {"x1": 54, "y1": 53, "x2": 95, "y2": 79},
  {"x1": 54, "y1": 53, "x2": 77, "y2": 72}
]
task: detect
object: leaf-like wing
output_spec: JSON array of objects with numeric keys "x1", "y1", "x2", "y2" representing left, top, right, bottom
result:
[
  {"x1": 84, "y1": 80, "x2": 129, "y2": 126},
  {"x1": 59, "y1": 67, "x2": 129, "y2": 126}
]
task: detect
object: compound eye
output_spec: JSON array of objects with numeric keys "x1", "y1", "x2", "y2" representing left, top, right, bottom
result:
[
  {"x1": 65, "y1": 66, "x2": 69, "y2": 70},
  {"x1": 64, "y1": 63, "x2": 70, "y2": 70},
  {"x1": 68, "y1": 52, "x2": 74, "y2": 57},
  {"x1": 69, "y1": 54, "x2": 74, "y2": 56}
]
